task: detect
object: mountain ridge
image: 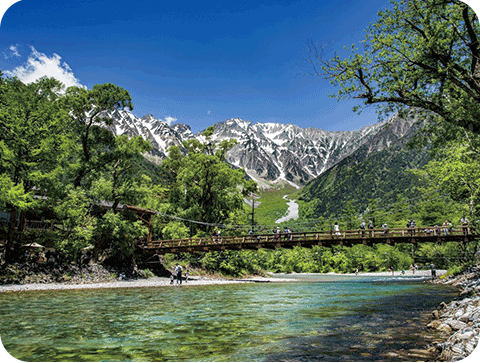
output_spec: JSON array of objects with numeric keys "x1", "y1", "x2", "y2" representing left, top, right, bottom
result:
[{"x1": 102, "y1": 109, "x2": 419, "y2": 188}]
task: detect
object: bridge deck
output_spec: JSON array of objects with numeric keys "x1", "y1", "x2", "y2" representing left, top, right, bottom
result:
[{"x1": 137, "y1": 226, "x2": 478, "y2": 255}]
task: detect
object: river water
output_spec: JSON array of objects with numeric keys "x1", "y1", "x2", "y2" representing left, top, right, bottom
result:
[{"x1": 0, "y1": 275, "x2": 458, "y2": 362}]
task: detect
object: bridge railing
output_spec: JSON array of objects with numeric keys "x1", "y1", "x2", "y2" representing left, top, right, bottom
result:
[{"x1": 141, "y1": 225, "x2": 472, "y2": 251}]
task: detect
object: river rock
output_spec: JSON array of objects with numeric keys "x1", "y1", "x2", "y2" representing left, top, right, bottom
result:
[
  {"x1": 427, "y1": 319, "x2": 444, "y2": 329},
  {"x1": 445, "y1": 319, "x2": 468, "y2": 331},
  {"x1": 437, "y1": 322, "x2": 453, "y2": 334},
  {"x1": 428, "y1": 265, "x2": 480, "y2": 361}
]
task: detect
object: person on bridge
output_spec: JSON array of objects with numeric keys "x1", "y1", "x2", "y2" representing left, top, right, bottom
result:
[
  {"x1": 334, "y1": 222, "x2": 341, "y2": 236},
  {"x1": 382, "y1": 223, "x2": 389, "y2": 236},
  {"x1": 407, "y1": 218, "x2": 416, "y2": 236},
  {"x1": 442, "y1": 220, "x2": 449, "y2": 236},
  {"x1": 461, "y1": 216, "x2": 469, "y2": 235},
  {"x1": 275, "y1": 226, "x2": 281, "y2": 241},
  {"x1": 359, "y1": 220, "x2": 366, "y2": 238}
]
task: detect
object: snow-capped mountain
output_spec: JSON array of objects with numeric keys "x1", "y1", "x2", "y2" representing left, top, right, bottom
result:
[
  {"x1": 206, "y1": 118, "x2": 387, "y2": 187},
  {"x1": 102, "y1": 109, "x2": 416, "y2": 188},
  {"x1": 103, "y1": 109, "x2": 194, "y2": 158}
]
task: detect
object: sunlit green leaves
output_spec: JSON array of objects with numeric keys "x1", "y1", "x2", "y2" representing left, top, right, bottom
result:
[
  {"x1": 159, "y1": 127, "x2": 255, "y2": 236},
  {"x1": 311, "y1": 0, "x2": 480, "y2": 134}
]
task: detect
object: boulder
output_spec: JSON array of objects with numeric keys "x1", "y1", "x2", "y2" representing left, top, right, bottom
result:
[{"x1": 446, "y1": 319, "x2": 468, "y2": 331}]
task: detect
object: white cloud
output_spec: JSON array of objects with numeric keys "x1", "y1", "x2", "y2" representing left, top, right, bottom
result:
[
  {"x1": 207, "y1": 110, "x2": 211, "y2": 115},
  {"x1": 8, "y1": 45, "x2": 19, "y2": 57},
  {"x1": 5, "y1": 46, "x2": 85, "y2": 89},
  {"x1": 3, "y1": 44, "x2": 20, "y2": 59},
  {"x1": 164, "y1": 116, "x2": 177, "y2": 126}
]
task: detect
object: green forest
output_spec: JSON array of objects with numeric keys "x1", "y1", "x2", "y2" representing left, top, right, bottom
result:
[{"x1": 2, "y1": 0, "x2": 480, "y2": 279}]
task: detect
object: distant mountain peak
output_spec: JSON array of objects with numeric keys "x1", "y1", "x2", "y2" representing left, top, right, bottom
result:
[{"x1": 102, "y1": 110, "x2": 418, "y2": 189}]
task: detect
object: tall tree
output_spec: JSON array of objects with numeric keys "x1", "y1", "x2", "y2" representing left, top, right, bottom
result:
[
  {"x1": 91, "y1": 135, "x2": 152, "y2": 211},
  {"x1": 417, "y1": 143, "x2": 480, "y2": 219},
  {"x1": 160, "y1": 127, "x2": 253, "y2": 235},
  {"x1": 310, "y1": 0, "x2": 480, "y2": 136},
  {"x1": 0, "y1": 75, "x2": 69, "y2": 261},
  {"x1": 63, "y1": 84, "x2": 133, "y2": 188}
]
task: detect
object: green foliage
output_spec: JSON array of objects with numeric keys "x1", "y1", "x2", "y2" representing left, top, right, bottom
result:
[
  {"x1": 162, "y1": 221, "x2": 190, "y2": 240},
  {"x1": 63, "y1": 83, "x2": 134, "y2": 188},
  {"x1": 0, "y1": 76, "x2": 70, "y2": 199},
  {"x1": 97, "y1": 210, "x2": 148, "y2": 265},
  {"x1": 417, "y1": 143, "x2": 480, "y2": 222},
  {"x1": 309, "y1": 0, "x2": 480, "y2": 237},
  {"x1": 160, "y1": 127, "x2": 255, "y2": 236},
  {"x1": 52, "y1": 187, "x2": 96, "y2": 259},
  {"x1": 415, "y1": 241, "x2": 479, "y2": 270},
  {"x1": 311, "y1": 0, "x2": 480, "y2": 136},
  {"x1": 0, "y1": 174, "x2": 30, "y2": 210},
  {"x1": 299, "y1": 127, "x2": 429, "y2": 222},
  {"x1": 0, "y1": 74, "x2": 159, "y2": 264}
]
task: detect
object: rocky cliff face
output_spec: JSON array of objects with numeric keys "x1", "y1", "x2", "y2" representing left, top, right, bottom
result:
[
  {"x1": 209, "y1": 118, "x2": 386, "y2": 187},
  {"x1": 102, "y1": 109, "x2": 417, "y2": 188},
  {"x1": 103, "y1": 109, "x2": 194, "y2": 158}
]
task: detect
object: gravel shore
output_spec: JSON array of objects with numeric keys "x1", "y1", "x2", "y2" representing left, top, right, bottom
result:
[
  {"x1": 0, "y1": 268, "x2": 442, "y2": 293},
  {"x1": 0, "y1": 275, "x2": 286, "y2": 293}
]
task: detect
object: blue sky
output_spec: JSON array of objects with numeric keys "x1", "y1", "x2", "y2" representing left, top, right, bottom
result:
[{"x1": 1, "y1": 0, "x2": 479, "y2": 133}]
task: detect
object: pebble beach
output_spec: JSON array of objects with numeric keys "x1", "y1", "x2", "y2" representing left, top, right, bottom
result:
[{"x1": 0, "y1": 268, "x2": 442, "y2": 293}]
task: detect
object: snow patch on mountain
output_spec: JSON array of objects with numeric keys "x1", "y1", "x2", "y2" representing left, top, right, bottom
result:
[{"x1": 102, "y1": 110, "x2": 408, "y2": 188}]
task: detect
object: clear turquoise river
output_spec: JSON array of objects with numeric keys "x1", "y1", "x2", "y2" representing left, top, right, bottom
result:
[{"x1": 0, "y1": 275, "x2": 458, "y2": 361}]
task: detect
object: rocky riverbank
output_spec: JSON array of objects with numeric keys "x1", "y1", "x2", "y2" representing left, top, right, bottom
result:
[
  {"x1": 427, "y1": 265, "x2": 480, "y2": 361},
  {"x1": 0, "y1": 261, "x2": 287, "y2": 293},
  {"x1": 0, "y1": 261, "x2": 146, "y2": 286}
]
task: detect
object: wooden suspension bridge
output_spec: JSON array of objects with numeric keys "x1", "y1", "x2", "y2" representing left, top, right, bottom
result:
[{"x1": 136, "y1": 226, "x2": 478, "y2": 255}]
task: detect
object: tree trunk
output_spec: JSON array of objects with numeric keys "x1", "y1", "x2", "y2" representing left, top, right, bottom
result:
[
  {"x1": 18, "y1": 209, "x2": 27, "y2": 233},
  {"x1": 5, "y1": 206, "x2": 18, "y2": 263}
]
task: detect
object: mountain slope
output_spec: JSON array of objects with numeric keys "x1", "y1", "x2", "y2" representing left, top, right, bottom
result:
[
  {"x1": 102, "y1": 109, "x2": 422, "y2": 189},
  {"x1": 298, "y1": 115, "x2": 428, "y2": 218},
  {"x1": 207, "y1": 118, "x2": 386, "y2": 187}
]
